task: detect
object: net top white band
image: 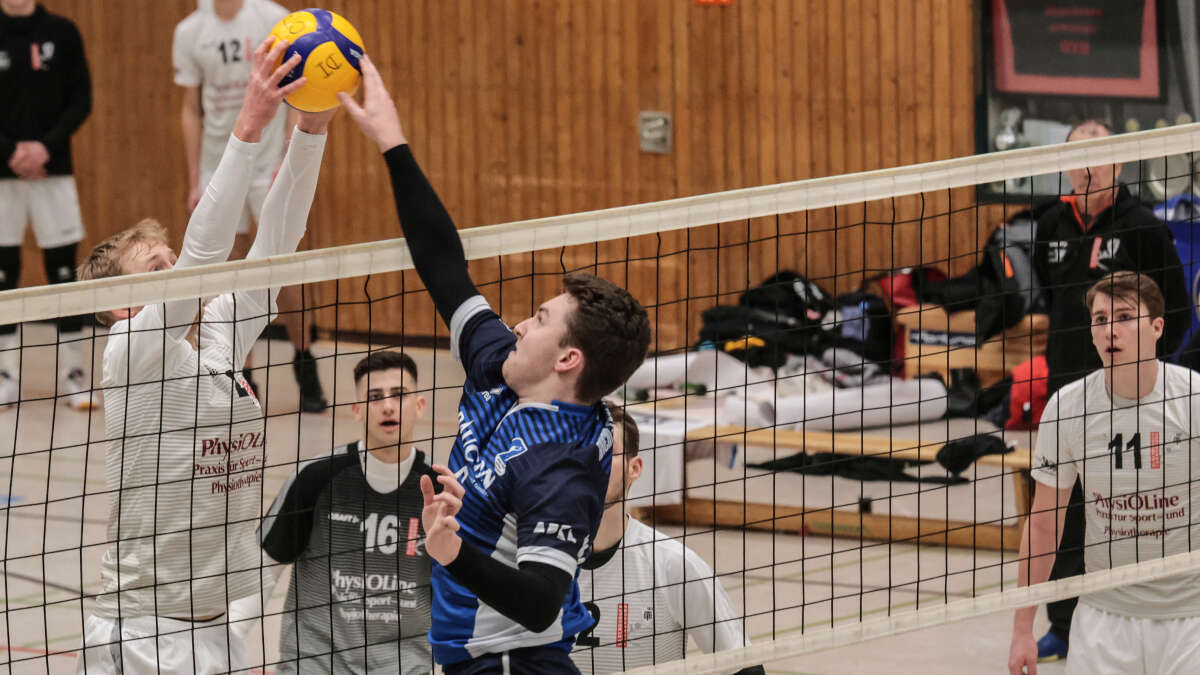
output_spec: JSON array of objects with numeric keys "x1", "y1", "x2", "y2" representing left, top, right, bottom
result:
[
  {"x1": 4, "y1": 123, "x2": 1200, "y2": 324},
  {"x1": 622, "y1": 549, "x2": 1200, "y2": 675}
]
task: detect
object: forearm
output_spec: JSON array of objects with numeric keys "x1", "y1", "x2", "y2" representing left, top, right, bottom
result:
[
  {"x1": 382, "y1": 144, "x2": 479, "y2": 323},
  {"x1": 181, "y1": 103, "x2": 203, "y2": 188},
  {"x1": 445, "y1": 540, "x2": 571, "y2": 632},
  {"x1": 175, "y1": 135, "x2": 257, "y2": 269},
  {"x1": 1013, "y1": 513, "x2": 1059, "y2": 632},
  {"x1": 282, "y1": 108, "x2": 300, "y2": 160},
  {"x1": 241, "y1": 128, "x2": 326, "y2": 315},
  {"x1": 246, "y1": 129, "x2": 326, "y2": 261}
]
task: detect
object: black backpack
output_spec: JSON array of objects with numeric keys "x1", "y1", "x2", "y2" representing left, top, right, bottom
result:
[
  {"x1": 919, "y1": 207, "x2": 1048, "y2": 342},
  {"x1": 697, "y1": 271, "x2": 834, "y2": 369}
]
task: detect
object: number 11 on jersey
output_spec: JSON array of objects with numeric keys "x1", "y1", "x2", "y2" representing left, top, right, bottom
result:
[{"x1": 1109, "y1": 432, "x2": 1143, "y2": 470}]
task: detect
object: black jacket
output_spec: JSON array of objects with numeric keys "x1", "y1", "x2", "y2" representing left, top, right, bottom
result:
[
  {"x1": 1033, "y1": 186, "x2": 1189, "y2": 395},
  {"x1": 0, "y1": 4, "x2": 91, "y2": 178}
]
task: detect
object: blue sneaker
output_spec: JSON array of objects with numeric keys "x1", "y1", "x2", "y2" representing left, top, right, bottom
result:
[{"x1": 1036, "y1": 631, "x2": 1068, "y2": 662}]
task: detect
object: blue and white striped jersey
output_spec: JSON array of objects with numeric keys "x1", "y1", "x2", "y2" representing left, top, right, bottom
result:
[{"x1": 430, "y1": 296, "x2": 614, "y2": 665}]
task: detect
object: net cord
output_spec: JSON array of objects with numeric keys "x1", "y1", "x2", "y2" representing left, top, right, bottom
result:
[
  {"x1": 620, "y1": 550, "x2": 1200, "y2": 675},
  {"x1": 4, "y1": 123, "x2": 1200, "y2": 325}
]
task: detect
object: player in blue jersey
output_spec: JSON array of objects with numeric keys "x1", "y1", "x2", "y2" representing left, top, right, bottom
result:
[{"x1": 339, "y1": 58, "x2": 652, "y2": 674}]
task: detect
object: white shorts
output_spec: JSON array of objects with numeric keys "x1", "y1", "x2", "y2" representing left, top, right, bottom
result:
[
  {"x1": 0, "y1": 176, "x2": 86, "y2": 248},
  {"x1": 75, "y1": 614, "x2": 248, "y2": 675},
  {"x1": 199, "y1": 169, "x2": 271, "y2": 236},
  {"x1": 1066, "y1": 603, "x2": 1200, "y2": 675}
]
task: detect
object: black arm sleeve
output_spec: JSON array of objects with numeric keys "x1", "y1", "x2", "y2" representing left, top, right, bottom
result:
[
  {"x1": 446, "y1": 540, "x2": 573, "y2": 633},
  {"x1": 42, "y1": 23, "x2": 91, "y2": 151},
  {"x1": 732, "y1": 667, "x2": 766, "y2": 675},
  {"x1": 382, "y1": 144, "x2": 479, "y2": 324},
  {"x1": 259, "y1": 454, "x2": 355, "y2": 563}
]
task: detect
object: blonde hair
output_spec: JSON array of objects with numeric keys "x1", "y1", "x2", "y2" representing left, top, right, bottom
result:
[{"x1": 78, "y1": 219, "x2": 171, "y2": 326}]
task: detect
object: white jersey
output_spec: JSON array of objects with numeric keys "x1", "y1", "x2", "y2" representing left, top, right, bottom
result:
[
  {"x1": 572, "y1": 517, "x2": 750, "y2": 674},
  {"x1": 173, "y1": 0, "x2": 289, "y2": 176},
  {"x1": 1031, "y1": 362, "x2": 1200, "y2": 619},
  {"x1": 93, "y1": 130, "x2": 326, "y2": 619}
]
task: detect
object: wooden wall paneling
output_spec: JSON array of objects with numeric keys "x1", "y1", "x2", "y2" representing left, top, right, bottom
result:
[
  {"x1": 891, "y1": 0, "x2": 919, "y2": 274},
  {"x1": 860, "y1": 0, "x2": 885, "y2": 274},
  {"x1": 776, "y1": 2, "x2": 806, "y2": 300},
  {"x1": 646, "y1": 1, "x2": 687, "y2": 354},
  {"x1": 19, "y1": 1, "x2": 996, "y2": 347},
  {"x1": 841, "y1": 0, "x2": 868, "y2": 293},
  {"x1": 930, "y1": 0, "x2": 954, "y2": 274}
]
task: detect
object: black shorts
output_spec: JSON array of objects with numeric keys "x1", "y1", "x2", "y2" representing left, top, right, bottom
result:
[{"x1": 443, "y1": 646, "x2": 579, "y2": 675}]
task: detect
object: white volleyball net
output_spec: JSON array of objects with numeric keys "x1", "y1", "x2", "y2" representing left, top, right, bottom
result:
[{"x1": 3, "y1": 124, "x2": 1200, "y2": 673}]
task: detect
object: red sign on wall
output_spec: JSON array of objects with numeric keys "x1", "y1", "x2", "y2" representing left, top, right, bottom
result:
[{"x1": 992, "y1": 0, "x2": 1161, "y2": 99}]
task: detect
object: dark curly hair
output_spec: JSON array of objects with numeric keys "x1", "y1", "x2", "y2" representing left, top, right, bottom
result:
[{"x1": 560, "y1": 272, "x2": 651, "y2": 403}]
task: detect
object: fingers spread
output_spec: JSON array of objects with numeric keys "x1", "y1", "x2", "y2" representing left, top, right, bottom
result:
[
  {"x1": 433, "y1": 492, "x2": 462, "y2": 515},
  {"x1": 253, "y1": 35, "x2": 274, "y2": 62},
  {"x1": 263, "y1": 38, "x2": 289, "y2": 73},
  {"x1": 269, "y1": 53, "x2": 301, "y2": 88},
  {"x1": 278, "y1": 76, "x2": 307, "y2": 98},
  {"x1": 419, "y1": 474, "x2": 435, "y2": 503},
  {"x1": 437, "y1": 473, "x2": 466, "y2": 498},
  {"x1": 336, "y1": 92, "x2": 363, "y2": 116}
]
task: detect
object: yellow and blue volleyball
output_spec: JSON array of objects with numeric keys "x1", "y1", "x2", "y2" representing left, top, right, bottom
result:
[{"x1": 270, "y1": 9, "x2": 364, "y2": 112}]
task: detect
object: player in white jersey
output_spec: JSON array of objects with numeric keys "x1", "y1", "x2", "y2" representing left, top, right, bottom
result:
[
  {"x1": 72, "y1": 39, "x2": 332, "y2": 674},
  {"x1": 174, "y1": 0, "x2": 329, "y2": 412},
  {"x1": 572, "y1": 404, "x2": 763, "y2": 675},
  {"x1": 1009, "y1": 270, "x2": 1200, "y2": 675}
]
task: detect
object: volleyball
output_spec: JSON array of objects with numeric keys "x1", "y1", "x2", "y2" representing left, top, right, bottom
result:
[{"x1": 269, "y1": 8, "x2": 364, "y2": 112}]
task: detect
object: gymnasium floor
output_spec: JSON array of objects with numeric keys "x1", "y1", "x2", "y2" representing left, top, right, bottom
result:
[{"x1": 0, "y1": 322, "x2": 1066, "y2": 674}]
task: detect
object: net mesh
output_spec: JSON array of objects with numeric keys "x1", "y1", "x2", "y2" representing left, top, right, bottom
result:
[{"x1": 3, "y1": 125, "x2": 1200, "y2": 673}]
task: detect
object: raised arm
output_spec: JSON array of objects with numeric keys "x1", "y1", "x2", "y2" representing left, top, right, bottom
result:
[
  {"x1": 338, "y1": 56, "x2": 479, "y2": 326},
  {"x1": 175, "y1": 37, "x2": 303, "y2": 270},
  {"x1": 124, "y1": 38, "x2": 305, "y2": 356},
  {"x1": 200, "y1": 106, "x2": 331, "y2": 370}
]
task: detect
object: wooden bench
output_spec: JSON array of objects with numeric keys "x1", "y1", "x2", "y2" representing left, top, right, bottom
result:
[
  {"x1": 633, "y1": 424, "x2": 1034, "y2": 552},
  {"x1": 895, "y1": 303, "x2": 1049, "y2": 388}
]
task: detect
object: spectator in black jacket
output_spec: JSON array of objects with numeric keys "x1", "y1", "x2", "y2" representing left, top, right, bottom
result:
[
  {"x1": 1029, "y1": 119, "x2": 1190, "y2": 662},
  {"x1": 0, "y1": 0, "x2": 95, "y2": 410}
]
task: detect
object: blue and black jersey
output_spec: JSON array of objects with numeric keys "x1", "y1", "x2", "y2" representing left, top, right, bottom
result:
[{"x1": 430, "y1": 295, "x2": 614, "y2": 665}]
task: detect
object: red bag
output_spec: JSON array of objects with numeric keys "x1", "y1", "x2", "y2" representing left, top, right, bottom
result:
[
  {"x1": 1006, "y1": 355, "x2": 1048, "y2": 430},
  {"x1": 874, "y1": 267, "x2": 947, "y2": 311},
  {"x1": 869, "y1": 267, "x2": 947, "y2": 377}
]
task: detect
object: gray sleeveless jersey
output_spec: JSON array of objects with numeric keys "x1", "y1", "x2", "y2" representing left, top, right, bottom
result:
[{"x1": 261, "y1": 442, "x2": 435, "y2": 673}]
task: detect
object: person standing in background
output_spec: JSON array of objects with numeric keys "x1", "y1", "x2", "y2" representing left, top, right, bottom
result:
[
  {"x1": 174, "y1": 0, "x2": 328, "y2": 412},
  {"x1": 0, "y1": 0, "x2": 96, "y2": 410},
  {"x1": 1029, "y1": 119, "x2": 1190, "y2": 662}
]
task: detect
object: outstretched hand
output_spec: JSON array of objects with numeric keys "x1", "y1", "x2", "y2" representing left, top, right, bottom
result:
[
  {"x1": 420, "y1": 464, "x2": 466, "y2": 566},
  {"x1": 233, "y1": 37, "x2": 306, "y2": 144},
  {"x1": 337, "y1": 55, "x2": 407, "y2": 152}
]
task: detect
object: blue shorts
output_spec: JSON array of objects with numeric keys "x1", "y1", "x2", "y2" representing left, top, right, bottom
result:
[{"x1": 443, "y1": 646, "x2": 579, "y2": 675}]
